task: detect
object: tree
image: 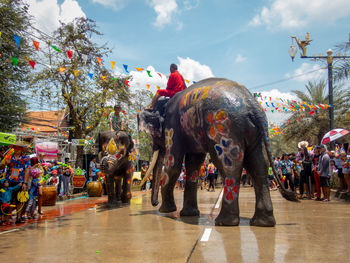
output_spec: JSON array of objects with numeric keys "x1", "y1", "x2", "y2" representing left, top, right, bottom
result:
[
  {"x1": 282, "y1": 80, "x2": 349, "y2": 145},
  {"x1": 31, "y1": 18, "x2": 130, "y2": 167},
  {"x1": 0, "y1": 0, "x2": 34, "y2": 131},
  {"x1": 334, "y1": 41, "x2": 350, "y2": 81}
]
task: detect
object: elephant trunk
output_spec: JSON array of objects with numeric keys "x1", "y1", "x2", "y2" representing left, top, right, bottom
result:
[{"x1": 151, "y1": 150, "x2": 164, "y2": 207}]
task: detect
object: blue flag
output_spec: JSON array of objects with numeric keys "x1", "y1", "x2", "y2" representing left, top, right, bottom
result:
[
  {"x1": 88, "y1": 73, "x2": 93, "y2": 79},
  {"x1": 123, "y1": 64, "x2": 129, "y2": 74},
  {"x1": 13, "y1": 35, "x2": 21, "y2": 47}
]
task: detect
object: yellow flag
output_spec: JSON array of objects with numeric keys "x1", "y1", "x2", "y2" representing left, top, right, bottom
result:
[
  {"x1": 146, "y1": 84, "x2": 150, "y2": 90},
  {"x1": 0, "y1": 32, "x2": 1, "y2": 38},
  {"x1": 157, "y1": 86, "x2": 160, "y2": 90},
  {"x1": 110, "y1": 61, "x2": 115, "y2": 70},
  {"x1": 135, "y1": 67, "x2": 144, "y2": 71},
  {"x1": 185, "y1": 79, "x2": 190, "y2": 84},
  {"x1": 59, "y1": 67, "x2": 66, "y2": 73},
  {"x1": 74, "y1": 70, "x2": 79, "y2": 76},
  {"x1": 101, "y1": 75, "x2": 107, "y2": 81}
]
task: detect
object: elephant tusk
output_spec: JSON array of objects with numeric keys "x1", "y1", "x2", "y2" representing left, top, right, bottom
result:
[{"x1": 140, "y1": 150, "x2": 159, "y2": 187}]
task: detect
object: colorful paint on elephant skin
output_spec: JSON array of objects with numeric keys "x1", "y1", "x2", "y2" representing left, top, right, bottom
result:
[
  {"x1": 207, "y1": 110, "x2": 230, "y2": 142},
  {"x1": 179, "y1": 86, "x2": 212, "y2": 109},
  {"x1": 215, "y1": 138, "x2": 243, "y2": 167},
  {"x1": 189, "y1": 170, "x2": 198, "y2": 182},
  {"x1": 180, "y1": 106, "x2": 202, "y2": 137},
  {"x1": 164, "y1": 128, "x2": 175, "y2": 168},
  {"x1": 224, "y1": 177, "x2": 239, "y2": 203}
]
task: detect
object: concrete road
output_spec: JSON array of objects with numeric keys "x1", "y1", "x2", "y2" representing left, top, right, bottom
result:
[{"x1": 0, "y1": 187, "x2": 349, "y2": 263}]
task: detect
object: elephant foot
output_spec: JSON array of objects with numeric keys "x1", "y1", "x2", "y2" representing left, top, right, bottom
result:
[
  {"x1": 159, "y1": 202, "x2": 177, "y2": 213},
  {"x1": 249, "y1": 214, "x2": 276, "y2": 227},
  {"x1": 106, "y1": 200, "x2": 122, "y2": 208},
  {"x1": 121, "y1": 200, "x2": 130, "y2": 206},
  {"x1": 180, "y1": 207, "x2": 200, "y2": 217},
  {"x1": 215, "y1": 214, "x2": 240, "y2": 226}
]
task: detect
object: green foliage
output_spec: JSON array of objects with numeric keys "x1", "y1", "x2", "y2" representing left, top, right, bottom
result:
[
  {"x1": 0, "y1": 0, "x2": 33, "y2": 131},
  {"x1": 282, "y1": 80, "x2": 349, "y2": 145}
]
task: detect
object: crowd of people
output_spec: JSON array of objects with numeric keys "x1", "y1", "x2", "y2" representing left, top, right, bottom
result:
[
  {"x1": 0, "y1": 142, "x2": 76, "y2": 225},
  {"x1": 271, "y1": 141, "x2": 350, "y2": 202}
]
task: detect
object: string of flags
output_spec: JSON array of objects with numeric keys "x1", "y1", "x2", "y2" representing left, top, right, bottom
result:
[
  {"x1": 1, "y1": 33, "x2": 198, "y2": 90},
  {"x1": 253, "y1": 93, "x2": 331, "y2": 114}
]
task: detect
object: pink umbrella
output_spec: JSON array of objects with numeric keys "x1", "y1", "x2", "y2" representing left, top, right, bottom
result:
[{"x1": 321, "y1": 128, "x2": 350, "y2": 144}]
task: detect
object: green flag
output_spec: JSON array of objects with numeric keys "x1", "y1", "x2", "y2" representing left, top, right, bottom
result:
[
  {"x1": 11, "y1": 57, "x2": 18, "y2": 68},
  {"x1": 51, "y1": 45, "x2": 61, "y2": 52},
  {"x1": 146, "y1": 70, "x2": 152, "y2": 77}
]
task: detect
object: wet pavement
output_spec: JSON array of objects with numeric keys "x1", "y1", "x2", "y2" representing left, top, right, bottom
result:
[{"x1": 0, "y1": 187, "x2": 349, "y2": 263}]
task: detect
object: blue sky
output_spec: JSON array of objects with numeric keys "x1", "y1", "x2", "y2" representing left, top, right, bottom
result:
[{"x1": 26, "y1": 0, "x2": 350, "y2": 123}]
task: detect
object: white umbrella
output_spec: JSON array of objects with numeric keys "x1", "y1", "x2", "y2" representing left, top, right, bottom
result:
[{"x1": 321, "y1": 128, "x2": 349, "y2": 144}]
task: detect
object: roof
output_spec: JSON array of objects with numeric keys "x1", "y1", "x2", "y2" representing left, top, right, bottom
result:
[{"x1": 21, "y1": 110, "x2": 69, "y2": 133}]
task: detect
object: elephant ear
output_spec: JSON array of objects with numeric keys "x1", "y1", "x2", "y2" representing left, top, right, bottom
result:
[
  {"x1": 106, "y1": 138, "x2": 117, "y2": 155},
  {"x1": 127, "y1": 134, "x2": 134, "y2": 153}
]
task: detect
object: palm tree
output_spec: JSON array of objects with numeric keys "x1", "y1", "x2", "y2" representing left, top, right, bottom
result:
[
  {"x1": 334, "y1": 41, "x2": 350, "y2": 81},
  {"x1": 282, "y1": 80, "x2": 349, "y2": 145}
]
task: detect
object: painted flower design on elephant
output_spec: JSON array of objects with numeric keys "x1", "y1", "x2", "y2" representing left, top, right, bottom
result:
[
  {"x1": 164, "y1": 128, "x2": 175, "y2": 168},
  {"x1": 224, "y1": 177, "x2": 239, "y2": 202},
  {"x1": 214, "y1": 138, "x2": 243, "y2": 167},
  {"x1": 207, "y1": 110, "x2": 230, "y2": 142},
  {"x1": 189, "y1": 170, "x2": 198, "y2": 182}
]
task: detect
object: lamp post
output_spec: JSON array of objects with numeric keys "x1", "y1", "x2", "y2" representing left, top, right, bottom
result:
[{"x1": 288, "y1": 33, "x2": 350, "y2": 149}]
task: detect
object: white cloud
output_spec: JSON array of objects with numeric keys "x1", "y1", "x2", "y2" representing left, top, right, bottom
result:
[
  {"x1": 249, "y1": 0, "x2": 350, "y2": 30},
  {"x1": 177, "y1": 56, "x2": 214, "y2": 82},
  {"x1": 91, "y1": 0, "x2": 128, "y2": 10},
  {"x1": 235, "y1": 54, "x2": 247, "y2": 63},
  {"x1": 26, "y1": 0, "x2": 86, "y2": 32},
  {"x1": 285, "y1": 63, "x2": 326, "y2": 82},
  {"x1": 147, "y1": 0, "x2": 178, "y2": 28},
  {"x1": 183, "y1": 0, "x2": 200, "y2": 10}
]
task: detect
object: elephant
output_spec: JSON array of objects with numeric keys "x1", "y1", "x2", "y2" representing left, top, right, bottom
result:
[
  {"x1": 99, "y1": 131, "x2": 134, "y2": 206},
  {"x1": 138, "y1": 78, "x2": 297, "y2": 227}
]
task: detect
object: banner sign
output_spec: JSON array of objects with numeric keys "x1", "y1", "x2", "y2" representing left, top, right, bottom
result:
[
  {"x1": 0, "y1": 132, "x2": 16, "y2": 145},
  {"x1": 72, "y1": 139, "x2": 85, "y2": 146}
]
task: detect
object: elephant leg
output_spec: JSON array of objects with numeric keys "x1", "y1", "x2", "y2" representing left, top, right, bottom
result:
[
  {"x1": 115, "y1": 176, "x2": 122, "y2": 203},
  {"x1": 121, "y1": 165, "x2": 133, "y2": 204},
  {"x1": 159, "y1": 153, "x2": 184, "y2": 213},
  {"x1": 180, "y1": 153, "x2": 206, "y2": 217},
  {"x1": 208, "y1": 143, "x2": 244, "y2": 226},
  {"x1": 245, "y1": 144, "x2": 276, "y2": 227},
  {"x1": 107, "y1": 174, "x2": 117, "y2": 204}
]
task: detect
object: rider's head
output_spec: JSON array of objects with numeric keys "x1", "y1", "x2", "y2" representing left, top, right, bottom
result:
[
  {"x1": 170, "y1": 64, "x2": 178, "y2": 73},
  {"x1": 114, "y1": 105, "x2": 121, "y2": 114}
]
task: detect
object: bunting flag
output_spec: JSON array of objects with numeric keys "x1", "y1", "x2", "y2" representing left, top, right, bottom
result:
[
  {"x1": 185, "y1": 79, "x2": 190, "y2": 84},
  {"x1": 96, "y1": 57, "x2": 103, "y2": 66},
  {"x1": 33, "y1": 40, "x2": 39, "y2": 51},
  {"x1": 29, "y1": 60, "x2": 35, "y2": 69},
  {"x1": 74, "y1": 70, "x2": 79, "y2": 77},
  {"x1": 67, "y1": 50, "x2": 73, "y2": 60},
  {"x1": 123, "y1": 64, "x2": 129, "y2": 73},
  {"x1": 156, "y1": 86, "x2": 160, "y2": 90},
  {"x1": 157, "y1": 73, "x2": 162, "y2": 78},
  {"x1": 11, "y1": 57, "x2": 18, "y2": 68},
  {"x1": 308, "y1": 111, "x2": 315, "y2": 115},
  {"x1": 51, "y1": 45, "x2": 61, "y2": 52},
  {"x1": 13, "y1": 35, "x2": 21, "y2": 47},
  {"x1": 146, "y1": 84, "x2": 150, "y2": 90},
  {"x1": 88, "y1": 73, "x2": 93, "y2": 79},
  {"x1": 135, "y1": 67, "x2": 144, "y2": 71},
  {"x1": 125, "y1": 80, "x2": 130, "y2": 86},
  {"x1": 0, "y1": 32, "x2": 1, "y2": 38},
  {"x1": 113, "y1": 77, "x2": 117, "y2": 81},
  {"x1": 101, "y1": 75, "x2": 107, "y2": 81},
  {"x1": 110, "y1": 61, "x2": 115, "y2": 70},
  {"x1": 146, "y1": 70, "x2": 152, "y2": 77},
  {"x1": 59, "y1": 67, "x2": 66, "y2": 73},
  {"x1": 193, "y1": 81, "x2": 196, "y2": 84}
]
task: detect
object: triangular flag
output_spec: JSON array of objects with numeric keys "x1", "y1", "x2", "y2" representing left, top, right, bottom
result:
[
  {"x1": 0, "y1": 32, "x2": 1, "y2": 38},
  {"x1": 193, "y1": 81, "x2": 196, "y2": 84},
  {"x1": 88, "y1": 73, "x2": 93, "y2": 79},
  {"x1": 156, "y1": 86, "x2": 160, "y2": 90},
  {"x1": 123, "y1": 64, "x2": 129, "y2": 73},
  {"x1": 185, "y1": 79, "x2": 190, "y2": 84},
  {"x1": 125, "y1": 80, "x2": 130, "y2": 86},
  {"x1": 110, "y1": 61, "x2": 115, "y2": 70},
  {"x1": 33, "y1": 40, "x2": 39, "y2": 51},
  {"x1": 146, "y1": 70, "x2": 152, "y2": 77},
  {"x1": 13, "y1": 35, "x2": 21, "y2": 47},
  {"x1": 11, "y1": 57, "x2": 18, "y2": 68},
  {"x1": 135, "y1": 67, "x2": 144, "y2": 71},
  {"x1": 74, "y1": 70, "x2": 79, "y2": 77},
  {"x1": 101, "y1": 75, "x2": 107, "y2": 81},
  {"x1": 157, "y1": 73, "x2": 162, "y2": 78},
  {"x1": 113, "y1": 77, "x2": 117, "y2": 81},
  {"x1": 96, "y1": 57, "x2": 103, "y2": 66},
  {"x1": 51, "y1": 45, "x2": 61, "y2": 52},
  {"x1": 59, "y1": 67, "x2": 66, "y2": 73},
  {"x1": 146, "y1": 84, "x2": 150, "y2": 90},
  {"x1": 67, "y1": 50, "x2": 73, "y2": 60},
  {"x1": 29, "y1": 60, "x2": 35, "y2": 69}
]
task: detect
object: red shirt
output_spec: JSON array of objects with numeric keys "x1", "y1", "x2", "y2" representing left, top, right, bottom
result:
[{"x1": 166, "y1": 70, "x2": 185, "y2": 95}]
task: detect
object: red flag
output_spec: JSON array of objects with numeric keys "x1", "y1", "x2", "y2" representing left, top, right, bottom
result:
[
  {"x1": 125, "y1": 80, "x2": 130, "y2": 86},
  {"x1": 67, "y1": 50, "x2": 73, "y2": 60},
  {"x1": 308, "y1": 111, "x2": 315, "y2": 115},
  {"x1": 96, "y1": 57, "x2": 103, "y2": 66},
  {"x1": 28, "y1": 60, "x2": 35, "y2": 69},
  {"x1": 157, "y1": 73, "x2": 162, "y2": 78},
  {"x1": 33, "y1": 40, "x2": 39, "y2": 51}
]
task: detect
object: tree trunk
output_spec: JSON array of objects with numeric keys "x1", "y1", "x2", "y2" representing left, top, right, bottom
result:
[{"x1": 76, "y1": 145, "x2": 84, "y2": 169}]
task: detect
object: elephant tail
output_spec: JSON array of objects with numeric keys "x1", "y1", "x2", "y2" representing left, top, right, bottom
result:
[{"x1": 262, "y1": 136, "x2": 299, "y2": 202}]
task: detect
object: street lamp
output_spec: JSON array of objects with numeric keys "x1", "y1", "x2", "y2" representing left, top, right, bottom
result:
[{"x1": 288, "y1": 33, "x2": 350, "y2": 149}]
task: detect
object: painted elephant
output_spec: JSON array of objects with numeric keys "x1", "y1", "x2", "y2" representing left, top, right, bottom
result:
[
  {"x1": 139, "y1": 78, "x2": 297, "y2": 227},
  {"x1": 99, "y1": 131, "x2": 134, "y2": 205}
]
